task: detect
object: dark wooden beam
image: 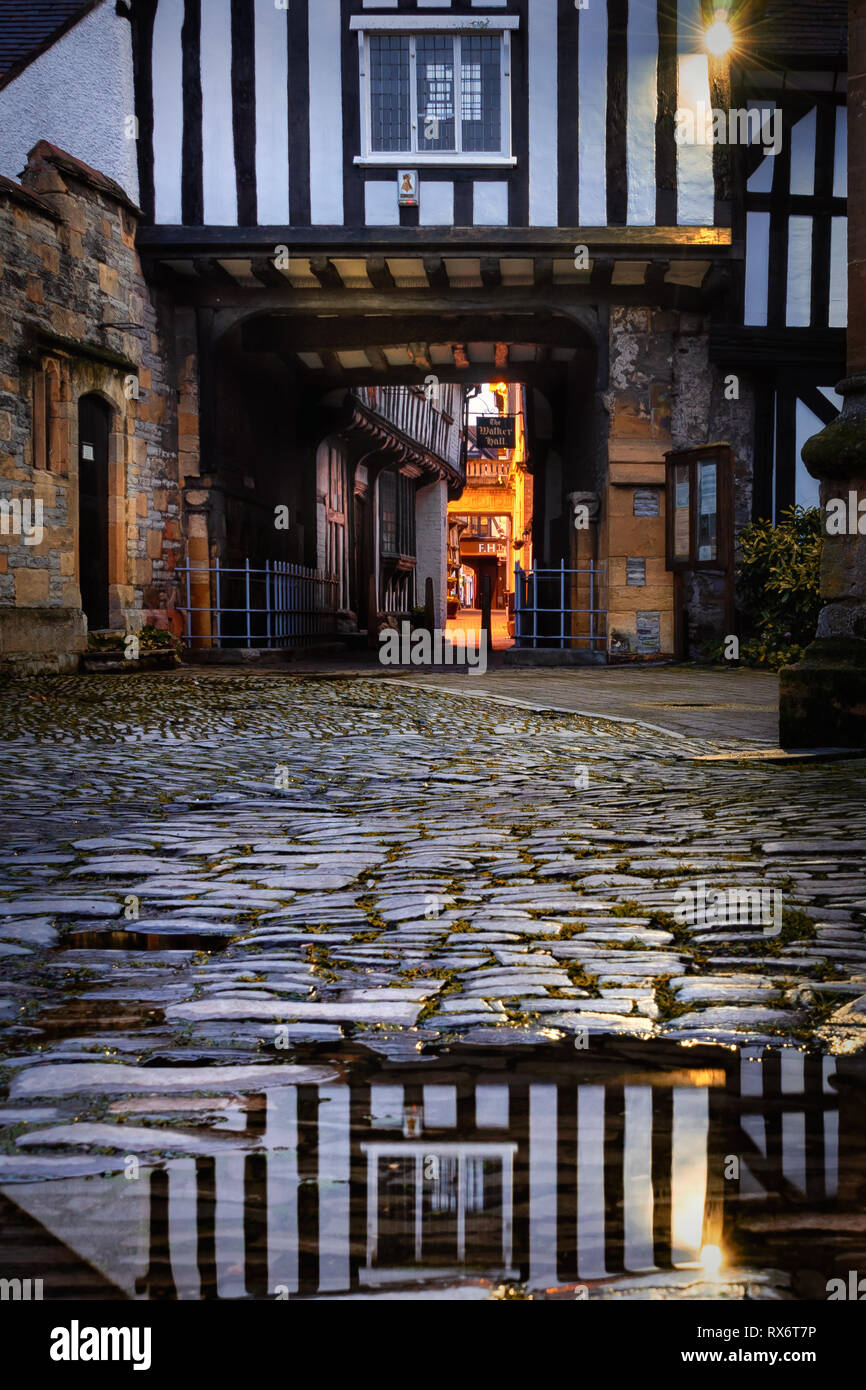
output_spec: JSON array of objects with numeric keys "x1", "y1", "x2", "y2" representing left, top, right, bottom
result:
[
  {"x1": 364, "y1": 345, "x2": 389, "y2": 374},
  {"x1": 241, "y1": 312, "x2": 591, "y2": 354},
  {"x1": 249, "y1": 255, "x2": 288, "y2": 288},
  {"x1": 138, "y1": 224, "x2": 736, "y2": 255},
  {"x1": 534, "y1": 256, "x2": 553, "y2": 288},
  {"x1": 297, "y1": 363, "x2": 577, "y2": 389},
  {"x1": 701, "y1": 262, "x2": 734, "y2": 303},
  {"x1": 194, "y1": 258, "x2": 240, "y2": 289},
  {"x1": 309, "y1": 256, "x2": 343, "y2": 291},
  {"x1": 644, "y1": 260, "x2": 670, "y2": 291},
  {"x1": 480, "y1": 256, "x2": 503, "y2": 288},
  {"x1": 365, "y1": 256, "x2": 396, "y2": 291},
  {"x1": 709, "y1": 326, "x2": 846, "y2": 368},
  {"x1": 408, "y1": 342, "x2": 432, "y2": 370},
  {"x1": 590, "y1": 257, "x2": 614, "y2": 291},
  {"x1": 423, "y1": 256, "x2": 449, "y2": 291},
  {"x1": 797, "y1": 382, "x2": 840, "y2": 426}
]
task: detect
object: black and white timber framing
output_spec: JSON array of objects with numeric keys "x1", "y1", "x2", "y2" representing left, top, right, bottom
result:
[
  {"x1": 132, "y1": 0, "x2": 727, "y2": 233},
  {"x1": 125, "y1": 0, "x2": 848, "y2": 523}
]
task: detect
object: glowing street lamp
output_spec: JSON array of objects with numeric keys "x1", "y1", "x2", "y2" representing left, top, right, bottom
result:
[{"x1": 704, "y1": 7, "x2": 735, "y2": 57}]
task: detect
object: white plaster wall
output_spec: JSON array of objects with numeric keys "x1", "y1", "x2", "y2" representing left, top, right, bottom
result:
[
  {"x1": 415, "y1": 477, "x2": 448, "y2": 629},
  {"x1": 528, "y1": 0, "x2": 558, "y2": 227},
  {"x1": 0, "y1": 1, "x2": 138, "y2": 202},
  {"x1": 308, "y1": 0, "x2": 343, "y2": 225}
]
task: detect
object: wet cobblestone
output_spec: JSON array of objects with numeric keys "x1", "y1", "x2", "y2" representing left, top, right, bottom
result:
[{"x1": 1, "y1": 671, "x2": 866, "y2": 1169}]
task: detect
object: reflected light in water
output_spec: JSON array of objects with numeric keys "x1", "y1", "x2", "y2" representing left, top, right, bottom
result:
[{"x1": 700, "y1": 1244, "x2": 724, "y2": 1277}]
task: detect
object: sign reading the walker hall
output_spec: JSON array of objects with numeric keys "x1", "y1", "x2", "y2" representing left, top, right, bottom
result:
[{"x1": 475, "y1": 416, "x2": 516, "y2": 450}]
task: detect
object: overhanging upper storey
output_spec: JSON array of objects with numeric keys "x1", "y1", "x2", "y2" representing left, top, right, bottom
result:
[{"x1": 130, "y1": 0, "x2": 736, "y2": 242}]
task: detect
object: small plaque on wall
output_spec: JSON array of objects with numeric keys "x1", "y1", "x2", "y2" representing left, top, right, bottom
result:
[
  {"x1": 398, "y1": 170, "x2": 418, "y2": 206},
  {"x1": 626, "y1": 557, "x2": 646, "y2": 586},
  {"x1": 636, "y1": 611, "x2": 661, "y2": 654},
  {"x1": 633, "y1": 488, "x2": 660, "y2": 517}
]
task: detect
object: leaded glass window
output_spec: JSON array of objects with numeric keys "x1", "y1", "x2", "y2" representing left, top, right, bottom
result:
[
  {"x1": 370, "y1": 36, "x2": 411, "y2": 153},
  {"x1": 365, "y1": 33, "x2": 504, "y2": 156}
]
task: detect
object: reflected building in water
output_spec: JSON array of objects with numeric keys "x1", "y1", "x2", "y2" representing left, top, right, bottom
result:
[{"x1": 3, "y1": 1044, "x2": 864, "y2": 1300}]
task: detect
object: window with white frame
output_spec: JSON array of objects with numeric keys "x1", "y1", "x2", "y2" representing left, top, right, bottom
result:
[{"x1": 352, "y1": 18, "x2": 516, "y2": 164}]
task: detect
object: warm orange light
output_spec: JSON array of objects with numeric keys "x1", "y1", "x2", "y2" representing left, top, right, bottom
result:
[
  {"x1": 700, "y1": 1244, "x2": 723, "y2": 1276},
  {"x1": 704, "y1": 10, "x2": 734, "y2": 57}
]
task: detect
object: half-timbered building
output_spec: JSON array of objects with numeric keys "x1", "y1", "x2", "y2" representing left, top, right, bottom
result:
[{"x1": 0, "y1": 0, "x2": 849, "y2": 668}]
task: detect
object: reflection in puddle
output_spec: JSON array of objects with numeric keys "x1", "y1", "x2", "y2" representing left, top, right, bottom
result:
[
  {"x1": 3, "y1": 1043, "x2": 865, "y2": 1300},
  {"x1": 62, "y1": 931, "x2": 231, "y2": 951}
]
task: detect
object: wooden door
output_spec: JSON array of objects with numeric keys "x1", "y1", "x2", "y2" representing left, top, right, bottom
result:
[{"x1": 77, "y1": 394, "x2": 111, "y2": 630}]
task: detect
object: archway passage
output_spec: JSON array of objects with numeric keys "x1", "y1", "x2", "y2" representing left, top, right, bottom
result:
[
  {"x1": 77, "y1": 394, "x2": 111, "y2": 632},
  {"x1": 183, "y1": 304, "x2": 596, "y2": 654}
]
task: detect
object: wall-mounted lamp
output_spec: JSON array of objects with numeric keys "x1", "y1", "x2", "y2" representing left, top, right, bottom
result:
[{"x1": 704, "y1": 6, "x2": 735, "y2": 57}]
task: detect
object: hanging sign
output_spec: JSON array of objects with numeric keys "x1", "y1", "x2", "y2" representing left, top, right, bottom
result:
[{"x1": 475, "y1": 416, "x2": 515, "y2": 450}]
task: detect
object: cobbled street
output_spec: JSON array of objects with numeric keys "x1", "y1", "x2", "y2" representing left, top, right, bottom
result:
[
  {"x1": 1, "y1": 670, "x2": 866, "y2": 1300},
  {"x1": 1, "y1": 671, "x2": 865, "y2": 1128}
]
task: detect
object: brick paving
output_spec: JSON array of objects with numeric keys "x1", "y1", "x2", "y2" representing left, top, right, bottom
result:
[{"x1": 0, "y1": 669, "x2": 865, "y2": 1175}]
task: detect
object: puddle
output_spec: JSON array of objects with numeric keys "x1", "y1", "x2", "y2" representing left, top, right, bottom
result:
[
  {"x1": 1, "y1": 1040, "x2": 864, "y2": 1300},
  {"x1": 62, "y1": 930, "x2": 231, "y2": 952},
  {"x1": 32, "y1": 998, "x2": 165, "y2": 1036}
]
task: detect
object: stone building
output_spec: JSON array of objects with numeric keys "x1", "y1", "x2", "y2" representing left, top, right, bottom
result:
[
  {"x1": 0, "y1": 142, "x2": 179, "y2": 672},
  {"x1": 0, "y1": 0, "x2": 850, "y2": 671}
]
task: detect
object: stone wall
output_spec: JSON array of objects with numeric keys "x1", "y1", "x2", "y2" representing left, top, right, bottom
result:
[
  {"x1": 0, "y1": 142, "x2": 180, "y2": 674},
  {"x1": 669, "y1": 312, "x2": 755, "y2": 653},
  {"x1": 600, "y1": 304, "x2": 756, "y2": 657}
]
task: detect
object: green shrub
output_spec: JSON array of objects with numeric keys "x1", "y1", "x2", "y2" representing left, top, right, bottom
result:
[
  {"x1": 706, "y1": 506, "x2": 823, "y2": 669},
  {"x1": 139, "y1": 625, "x2": 181, "y2": 651}
]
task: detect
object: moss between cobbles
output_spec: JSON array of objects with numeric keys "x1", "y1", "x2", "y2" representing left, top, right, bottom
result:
[
  {"x1": 356, "y1": 895, "x2": 387, "y2": 930},
  {"x1": 415, "y1": 970, "x2": 463, "y2": 1023},
  {"x1": 779, "y1": 908, "x2": 819, "y2": 943},
  {"x1": 808, "y1": 959, "x2": 847, "y2": 982},
  {"x1": 610, "y1": 900, "x2": 644, "y2": 917},
  {"x1": 654, "y1": 975, "x2": 693, "y2": 1022},
  {"x1": 758, "y1": 908, "x2": 819, "y2": 958},
  {"x1": 305, "y1": 944, "x2": 338, "y2": 983},
  {"x1": 563, "y1": 962, "x2": 600, "y2": 995}
]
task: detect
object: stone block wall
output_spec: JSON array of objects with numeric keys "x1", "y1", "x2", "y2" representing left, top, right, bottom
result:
[
  {"x1": 0, "y1": 142, "x2": 180, "y2": 674},
  {"x1": 599, "y1": 304, "x2": 756, "y2": 658}
]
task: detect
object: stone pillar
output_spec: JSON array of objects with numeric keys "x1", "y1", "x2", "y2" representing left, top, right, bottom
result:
[
  {"x1": 779, "y1": 0, "x2": 866, "y2": 747},
  {"x1": 414, "y1": 476, "x2": 448, "y2": 628}
]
